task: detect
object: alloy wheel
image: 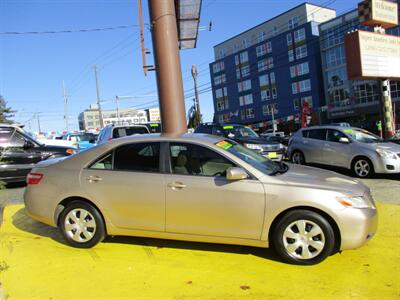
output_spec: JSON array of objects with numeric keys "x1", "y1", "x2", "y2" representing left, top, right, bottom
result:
[
  {"x1": 354, "y1": 159, "x2": 371, "y2": 177},
  {"x1": 282, "y1": 219, "x2": 325, "y2": 260},
  {"x1": 292, "y1": 152, "x2": 304, "y2": 165}
]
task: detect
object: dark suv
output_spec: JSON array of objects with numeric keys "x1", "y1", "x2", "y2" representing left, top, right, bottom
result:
[
  {"x1": 0, "y1": 124, "x2": 76, "y2": 183},
  {"x1": 194, "y1": 123, "x2": 285, "y2": 160}
]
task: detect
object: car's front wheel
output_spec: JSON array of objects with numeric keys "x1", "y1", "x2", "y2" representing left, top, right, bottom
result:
[
  {"x1": 352, "y1": 157, "x2": 374, "y2": 178},
  {"x1": 291, "y1": 151, "x2": 305, "y2": 165},
  {"x1": 272, "y1": 210, "x2": 335, "y2": 265},
  {"x1": 59, "y1": 200, "x2": 106, "y2": 248}
]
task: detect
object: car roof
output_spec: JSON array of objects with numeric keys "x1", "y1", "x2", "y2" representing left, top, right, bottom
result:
[
  {"x1": 107, "y1": 133, "x2": 224, "y2": 145},
  {"x1": 301, "y1": 126, "x2": 361, "y2": 131}
]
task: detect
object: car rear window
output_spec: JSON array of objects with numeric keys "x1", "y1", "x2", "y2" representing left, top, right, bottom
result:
[{"x1": 112, "y1": 126, "x2": 149, "y2": 138}]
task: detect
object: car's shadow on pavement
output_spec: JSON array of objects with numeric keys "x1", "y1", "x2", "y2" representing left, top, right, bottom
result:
[{"x1": 12, "y1": 207, "x2": 282, "y2": 263}]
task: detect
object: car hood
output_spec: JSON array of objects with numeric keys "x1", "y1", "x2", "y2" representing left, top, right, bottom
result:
[
  {"x1": 233, "y1": 137, "x2": 280, "y2": 145},
  {"x1": 277, "y1": 164, "x2": 367, "y2": 196},
  {"x1": 359, "y1": 141, "x2": 400, "y2": 152}
]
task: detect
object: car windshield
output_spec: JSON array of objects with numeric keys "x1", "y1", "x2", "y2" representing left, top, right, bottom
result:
[
  {"x1": 343, "y1": 129, "x2": 381, "y2": 143},
  {"x1": 222, "y1": 125, "x2": 259, "y2": 139},
  {"x1": 215, "y1": 140, "x2": 282, "y2": 175}
]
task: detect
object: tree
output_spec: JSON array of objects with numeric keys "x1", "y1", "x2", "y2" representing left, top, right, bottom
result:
[{"x1": 0, "y1": 96, "x2": 15, "y2": 124}]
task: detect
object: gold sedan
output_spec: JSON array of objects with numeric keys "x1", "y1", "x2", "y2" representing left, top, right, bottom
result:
[{"x1": 24, "y1": 134, "x2": 377, "y2": 265}]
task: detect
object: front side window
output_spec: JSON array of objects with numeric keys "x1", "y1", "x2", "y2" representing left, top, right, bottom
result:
[
  {"x1": 327, "y1": 129, "x2": 346, "y2": 143},
  {"x1": 170, "y1": 143, "x2": 235, "y2": 177},
  {"x1": 114, "y1": 142, "x2": 160, "y2": 173}
]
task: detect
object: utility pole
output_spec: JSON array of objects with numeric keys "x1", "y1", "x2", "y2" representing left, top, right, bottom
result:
[
  {"x1": 115, "y1": 96, "x2": 121, "y2": 125},
  {"x1": 62, "y1": 80, "x2": 69, "y2": 131},
  {"x1": 271, "y1": 105, "x2": 276, "y2": 134},
  {"x1": 93, "y1": 65, "x2": 104, "y2": 129},
  {"x1": 191, "y1": 65, "x2": 201, "y2": 126},
  {"x1": 380, "y1": 79, "x2": 395, "y2": 138},
  {"x1": 36, "y1": 113, "x2": 41, "y2": 132},
  {"x1": 148, "y1": 0, "x2": 187, "y2": 134}
]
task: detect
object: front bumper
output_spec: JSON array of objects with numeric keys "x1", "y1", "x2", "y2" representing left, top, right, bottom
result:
[
  {"x1": 373, "y1": 156, "x2": 400, "y2": 174},
  {"x1": 339, "y1": 206, "x2": 378, "y2": 250}
]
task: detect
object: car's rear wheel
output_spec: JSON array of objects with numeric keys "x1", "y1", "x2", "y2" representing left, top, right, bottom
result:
[
  {"x1": 292, "y1": 151, "x2": 305, "y2": 165},
  {"x1": 59, "y1": 201, "x2": 106, "y2": 248},
  {"x1": 272, "y1": 210, "x2": 335, "y2": 265},
  {"x1": 352, "y1": 157, "x2": 374, "y2": 178}
]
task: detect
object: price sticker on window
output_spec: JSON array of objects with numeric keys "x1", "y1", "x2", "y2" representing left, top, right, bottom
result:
[{"x1": 215, "y1": 140, "x2": 233, "y2": 150}]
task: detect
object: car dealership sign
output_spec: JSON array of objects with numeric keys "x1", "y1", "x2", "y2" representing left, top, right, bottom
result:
[
  {"x1": 358, "y1": 0, "x2": 398, "y2": 29},
  {"x1": 345, "y1": 30, "x2": 400, "y2": 80}
]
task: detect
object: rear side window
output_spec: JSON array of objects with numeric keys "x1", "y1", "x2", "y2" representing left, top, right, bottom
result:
[
  {"x1": 307, "y1": 129, "x2": 327, "y2": 140},
  {"x1": 113, "y1": 127, "x2": 149, "y2": 138},
  {"x1": 114, "y1": 142, "x2": 160, "y2": 173},
  {"x1": 302, "y1": 130, "x2": 309, "y2": 138}
]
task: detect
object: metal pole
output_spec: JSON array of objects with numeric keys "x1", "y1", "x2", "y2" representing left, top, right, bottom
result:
[
  {"x1": 36, "y1": 114, "x2": 41, "y2": 132},
  {"x1": 62, "y1": 80, "x2": 69, "y2": 131},
  {"x1": 381, "y1": 79, "x2": 395, "y2": 138},
  {"x1": 93, "y1": 65, "x2": 104, "y2": 129},
  {"x1": 148, "y1": 0, "x2": 187, "y2": 134},
  {"x1": 271, "y1": 105, "x2": 275, "y2": 134},
  {"x1": 115, "y1": 96, "x2": 121, "y2": 125}
]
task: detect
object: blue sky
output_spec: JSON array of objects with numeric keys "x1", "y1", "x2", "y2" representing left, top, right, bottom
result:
[{"x1": 0, "y1": 0, "x2": 359, "y2": 132}]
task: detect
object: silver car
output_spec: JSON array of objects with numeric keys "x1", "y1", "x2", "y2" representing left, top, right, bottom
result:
[
  {"x1": 288, "y1": 126, "x2": 400, "y2": 178},
  {"x1": 24, "y1": 134, "x2": 377, "y2": 265}
]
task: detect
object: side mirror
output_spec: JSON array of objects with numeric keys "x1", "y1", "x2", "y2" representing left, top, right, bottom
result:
[
  {"x1": 89, "y1": 139, "x2": 96, "y2": 144},
  {"x1": 226, "y1": 167, "x2": 248, "y2": 180},
  {"x1": 23, "y1": 140, "x2": 35, "y2": 149},
  {"x1": 339, "y1": 137, "x2": 350, "y2": 144}
]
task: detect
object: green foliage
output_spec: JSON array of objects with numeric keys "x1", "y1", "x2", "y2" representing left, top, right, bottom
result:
[{"x1": 0, "y1": 95, "x2": 15, "y2": 124}]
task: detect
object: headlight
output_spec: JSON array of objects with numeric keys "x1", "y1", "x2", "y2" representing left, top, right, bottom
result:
[
  {"x1": 336, "y1": 195, "x2": 374, "y2": 209},
  {"x1": 244, "y1": 143, "x2": 263, "y2": 151},
  {"x1": 376, "y1": 148, "x2": 397, "y2": 159}
]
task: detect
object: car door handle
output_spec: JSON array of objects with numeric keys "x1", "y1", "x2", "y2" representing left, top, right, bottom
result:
[
  {"x1": 86, "y1": 175, "x2": 103, "y2": 183},
  {"x1": 167, "y1": 182, "x2": 187, "y2": 190}
]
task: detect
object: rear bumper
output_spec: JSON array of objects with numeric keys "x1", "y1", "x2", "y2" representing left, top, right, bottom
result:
[{"x1": 339, "y1": 207, "x2": 378, "y2": 250}]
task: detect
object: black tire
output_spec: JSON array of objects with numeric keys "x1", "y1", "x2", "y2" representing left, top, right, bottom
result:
[
  {"x1": 352, "y1": 157, "x2": 374, "y2": 178},
  {"x1": 272, "y1": 210, "x2": 335, "y2": 265},
  {"x1": 59, "y1": 200, "x2": 106, "y2": 248},
  {"x1": 291, "y1": 150, "x2": 305, "y2": 165}
]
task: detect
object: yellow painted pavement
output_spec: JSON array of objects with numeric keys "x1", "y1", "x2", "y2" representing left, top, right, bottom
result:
[{"x1": 0, "y1": 203, "x2": 399, "y2": 300}]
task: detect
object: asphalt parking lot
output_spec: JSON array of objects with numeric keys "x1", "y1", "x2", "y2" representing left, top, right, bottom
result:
[{"x1": 0, "y1": 171, "x2": 399, "y2": 299}]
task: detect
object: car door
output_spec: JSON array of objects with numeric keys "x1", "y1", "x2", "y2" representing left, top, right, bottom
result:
[
  {"x1": 323, "y1": 129, "x2": 353, "y2": 167},
  {"x1": 0, "y1": 128, "x2": 42, "y2": 168},
  {"x1": 81, "y1": 142, "x2": 165, "y2": 231},
  {"x1": 165, "y1": 142, "x2": 265, "y2": 240},
  {"x1": 304, "y1": 129, "x2": 327, "y2": 164}
]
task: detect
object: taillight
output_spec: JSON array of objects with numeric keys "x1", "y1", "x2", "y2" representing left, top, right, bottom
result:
[{"x1": 27, "y1": 173, "x2": 43, "y2": 185}]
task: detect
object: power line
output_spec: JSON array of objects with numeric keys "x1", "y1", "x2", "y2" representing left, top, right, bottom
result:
[{"x1": 0, "y1": 25, "x2": 140, "y2": 35}]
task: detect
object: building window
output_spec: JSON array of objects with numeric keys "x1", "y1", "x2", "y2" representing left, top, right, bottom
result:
[
  {"x1": 270, "y1": 72, "x2": 276, "y2": 84},
  {"x1": 327, "y1": 68, "x2": 347, "y2": 88},
  {"x1": 325, "y1": 46, "x2": 346, "y2": 68},
  {"x1": 273, "y1": 26, "x2": 278, "y2": 36},
  {"x1": 294, "y1": 28, "x2": 306, "y2": 43},
  {"x1": 288, "y1": 16, "x2": 299, "y2": 30},
  {"x1": 288, "y1": 50, "x2": 294, "y2": 62},
  {"x1": 238, "y1": 79, "x2": 252, "y2": 93},
  {"x1": 261, "y1": 89, "x2": 271, "y2": 101},
  {"x1": 272, "y1": 87, "x2": 277, "y2": 99},
  {"x1": 214, "y1": 74, "x2": 226, "y2": 86},
  {"x1": 258, "y1": 59, "x2": 268, "y2": 72},
  {"x1": 239, "y1": 94, "x2": 253, "y2": 106},
  {"x1": 240, "y1": 110, "x2": 246, "y2": 120},
  {"x1": 287, "y1": 33, "x2": 293, "y2": 46},
  {"x1": 258, "y1": 31, "x2": 266, "y2": 43},
  {"x1": 290, "y1": 62, "x2": 310, "y2": 78},
  {"x1": 215, "y1": 87, "x2": 228, "y2": 111},
  {"x1": 292, "y1": 79, "x2": 311, "y2": 94},
  {"x1": 218, "y1": 49, "x2": 226, "y2": 59},
  {"x1": 259, "y1": 74, "x2": 269, "y2": 87},
  {"x1": 256, "y1": 42, "x2": 272, "y2": 57},
  {"x1": 353, "y1": 82, "x2": 379, "y2": 105},
  {"x1": 263, "y1": 103, "x2": 278, "y2": 115},
  {"x1": 235, "y1": 51, "x2": 249, "y2": 65},
  {"x1": 246, "y1": 108, "x2": 255, "y2": 118},
  {"x1": 301, "y1": 96, "x2": 313, "y2": 108},
  {"x1": 293, "y1": 98, "x2": 300, "y2": 110},
  {"x1": 242, "y1": 39, "x2": 248, "y2": 49},
  {"x1": 212, "y1": 61, "x2": 225, "y2": 74},
  {"x1": 295, "y1": 45, "x2": 307, "y2": 59}
]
